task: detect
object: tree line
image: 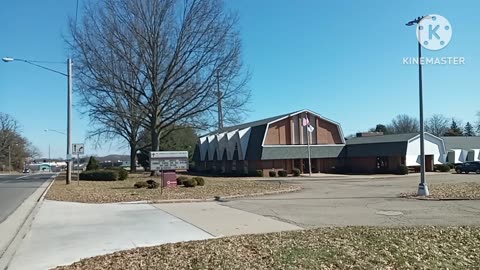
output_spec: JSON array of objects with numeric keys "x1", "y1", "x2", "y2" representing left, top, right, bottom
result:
[
  {"x1": 361, "y1": 112, "x2": 480, "y2": 137},
  {"x1": 69, "y1": 0, "x2": 250, "y2": 172},
  {"x1": 0, "y1": 112, "x2": 41, "y2": 171}
]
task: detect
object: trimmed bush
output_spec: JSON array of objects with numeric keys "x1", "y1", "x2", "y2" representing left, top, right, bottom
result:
[
  {"x1": 255, "y1": 170, "x2": 263, "y2": 177},
  {"x1": 278, "y1": 170, "x2": 288, "y2": 177},
  {"x1": 436, "y1": 164, "x2": 451, "y2": 172},
  {"x1": 79, "y1": 170, "x2": 118, "y2": 181},
  {"x1": 192, "y1": 177, "x2": 205, "y2": 186},
  {"x1": 134, "y1": 181, "x2": 148, "y2": 188},
  {"x1": 447, "y1": 163, "x2": 455, "y2": 169},
  {"x1": 183, "y1": 179, "x2": 197, "y2": 188},
  {"x1": 86, "y1": 156, "x2": 100, "y2": 171},
  {"x1": 269, "y1": 170, "x2": 277, "y2": 177},
  {"x1": 109, "y1": 167, "x2": 128, "y2": 180},
  {"x1": 292, "y1": 168, "x2": 301, "y2": 177},
  {"x1": 177, "y1": 176, "x2": 189, "y2": 185},
  {"x1": 396, "y1": 165, "x2": 409, "y2": 175},
  {"x1": 146, "y1": 179, "x2": 159, "y2": 189}
]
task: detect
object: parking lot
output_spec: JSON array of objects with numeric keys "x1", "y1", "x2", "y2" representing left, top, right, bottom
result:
[{"x1": 222, "y1": 173, "x2": 480, "y2": 228}]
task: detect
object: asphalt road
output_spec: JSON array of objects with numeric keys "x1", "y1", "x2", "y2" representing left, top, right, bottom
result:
[
  {"x1": 0, "y1": 173, "x2": 55, "y2": 223},
  {"x1": 222, "y1": 173, "x2": 480, "y2": 228}
]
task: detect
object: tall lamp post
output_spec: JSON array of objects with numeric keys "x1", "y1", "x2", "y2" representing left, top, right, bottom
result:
[
  {"x1": 406, "y1": 16, "x2": 429, "y2": 196},
  {"x1": 3, "y1": 57, "x2": 73, "y2": 184}
]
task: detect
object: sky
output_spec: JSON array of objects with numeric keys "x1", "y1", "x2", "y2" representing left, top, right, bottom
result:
[{"x1": 0, "y1": 0, "x2": 479, "y2": 159}]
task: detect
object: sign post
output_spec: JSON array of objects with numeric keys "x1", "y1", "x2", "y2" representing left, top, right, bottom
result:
[
  {"x1": 149, "y1": 151, "x2": 188, "y2": 188},
  {"x1": 72, "y1": 143, "x2": 85, "y2": 185}
]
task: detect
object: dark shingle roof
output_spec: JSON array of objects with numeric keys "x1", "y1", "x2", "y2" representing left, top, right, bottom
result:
[
  {"x1": 441, "y1": 136, "x2": 480, "y2": 150},
  {"x1": 204, "y1": 110, "x2": 302, "y2": 136},
  {"x1": 261, "y1": 145, "x2": 346, "y2": 160},
  {"x1": 346, "y1": 133, "x2": 418, "y2": 145}
]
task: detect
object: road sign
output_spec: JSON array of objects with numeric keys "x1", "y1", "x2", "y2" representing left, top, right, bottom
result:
[
  {"x1": 72, "y1": 143, "x2": 85, "y2": 155},
  {"x1": 149, "y1": 151, "x2": 188, "y2": 171}
]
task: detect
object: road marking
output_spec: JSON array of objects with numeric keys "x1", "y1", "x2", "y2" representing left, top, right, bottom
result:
[{"x1": 16, "y1": 175, "x2": 32, "y2": 179}]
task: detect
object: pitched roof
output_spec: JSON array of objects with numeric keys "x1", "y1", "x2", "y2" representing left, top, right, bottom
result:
[
  {"x1": 203, "y1": 111, "x2": 297, "y2": 136},
  {"x1": 441, "y1": 136, "x2": 480, "y2": 150},
  {"x1": 346, "y1": 133, "x2": 418, "y2": 145}
]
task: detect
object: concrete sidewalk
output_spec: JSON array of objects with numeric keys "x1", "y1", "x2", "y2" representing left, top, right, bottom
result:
[
  {"x1": 7, "y1": 200, "x2": 213, "y2": 270},
  {"x1": 154, "y1": 202, "x2": 301, "y2": 237},
  {"x1": 7, "y1": 200, "x2": 301, "y2": 270}
]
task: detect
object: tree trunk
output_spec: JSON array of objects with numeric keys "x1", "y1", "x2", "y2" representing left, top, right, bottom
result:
[{"x1": 129, "y1": 144, "x2": 137, "y2": 173}]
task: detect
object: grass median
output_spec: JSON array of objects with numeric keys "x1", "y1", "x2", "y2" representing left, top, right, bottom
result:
[
  {"x1": 401, "y1": 182, "x2": 480, "y2": 200},
  {"x1": 53, "y1": 226, "x2": 480, "y2": 270},
  {"x1": 46, "y1": 173, "x2": 300, "y2": 203}
]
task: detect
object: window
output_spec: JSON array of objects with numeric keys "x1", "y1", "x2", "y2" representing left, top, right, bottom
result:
[{"x1": 376, "y1": 157, "x2": 389, "y2": 169}]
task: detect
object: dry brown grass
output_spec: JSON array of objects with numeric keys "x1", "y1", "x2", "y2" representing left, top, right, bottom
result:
[
  {"x1": 53, "y1": 226, "x2": 480, "y2": 270},
  {"x1": 401, "y1": 182, "x2": 480, "y2": 200},
  {"x1": 46, "y1": 173, "x2": 300, "y2": 203}
]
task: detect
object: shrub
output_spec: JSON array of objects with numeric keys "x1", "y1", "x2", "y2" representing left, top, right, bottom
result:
[
  {"x1": 255, "y1": 170, "x2": 263, "y2": 177},
  {"x1": 278, "y1": 170, "x2": 288, "y2": 177},
  {"x1": 292, "y1": 168, "x2": 301, "y2": 177},
  {"x1": 134, "y1": 181, "x2": 148, "y2": 188},
  {"x1": 269, "y1": 170, "x2": 277, "y2": 177},
  {"x1": 146, "y1": 179, "x2": 159, "y2": 189},
  {"x1": 447, "y1": 163, "x2": 455, "y2": 169},
  {"x1": 183, "y1": 179, "x2": 197, "y2": 188},
  {"x1": 396, "y1": 165, "x2": 409, "y2": 175},
  {"x1": 79, "y1": 170, "x2": 118, "y2": 181},
  {"x1": 436, "y1": 164, "x2": 451, "y2": 172},
  {"x1": 177, "y1": 176, "x2": 189, "y2": 185},
  {"x1": 192, "y1": 177, "x2": 205, "y2": 186},
  {"x1": 86, "y1": 156, "x2": 100, "y2": 171},
  {"x1": 109, "y1": 168, "x2": 128, "y2": 180}
]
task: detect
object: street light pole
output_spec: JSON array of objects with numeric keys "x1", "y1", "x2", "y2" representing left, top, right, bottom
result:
[
  {"x1": 3, "y1": 57, "x2": 73, "y2": 184},
  {"x1": 406, "y1": 16, "x2": 429, "y2": 196}
]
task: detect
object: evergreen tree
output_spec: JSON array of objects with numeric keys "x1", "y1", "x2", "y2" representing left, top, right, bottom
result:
[
  {"x1": 444, "y1": 119, "x2": 463, "y2": 136},
  {"x1": 86, "y1": 156, "x2": 100, "y2": 171},
  {"x1": 464, "y1": 122, "x2": 475, "y2": 136}
]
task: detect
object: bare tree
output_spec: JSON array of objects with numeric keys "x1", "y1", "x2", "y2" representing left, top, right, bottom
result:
[
  {"x1": 388, "y1": 114, "x2": 419, "y2": 134},
  {"x1": 425, "y1": 114, "x2": 449, "y2": 137},
  {"x1": 476, "y1": 111, "x2": 480, "y2": 134},
  {"x1": 0, "y1": 113, "x2": 38, "y2": 170},
  {"x1": 70, "y1": 0, "x2": 250, "y2": 166}
]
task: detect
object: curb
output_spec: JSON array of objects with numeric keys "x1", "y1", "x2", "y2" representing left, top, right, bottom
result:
[
  {"x1": 0, "y1": 173, "x2": 58, "y2": 270},
  {"x1": 151, "y1": 186, "x2": 303, "y2": 204}
]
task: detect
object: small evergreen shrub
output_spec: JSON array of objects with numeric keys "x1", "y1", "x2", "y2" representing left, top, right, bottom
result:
[
  {"x1": 269, "y1": 170, "x2": 277, "y2": 177},
  {"x1": 292, "y1": 168, "x2": 301, "y2": 177},
  {"x1": 192, "y1": 177, "x2": 205, "y2": 186},
  {"x1": 183, "y1": 179, "x2": 197, "y2": 187},
  {"x1": 109, "y1": 168, "x2": 128, "y2": 180},
  {"x1": 278, "y1": 170, "x2": 288, "y2": 177},
  {"x1": 79, "y1": 170, "x2": 118, "y2": 181},
  {"x1": 447, "y1": 163, "x2": 455, "y2": 169},
  {"x1": 255, "y1": 170, "x2": 263, "y2": 177},
  {"x1": 146, "y1": 179, "x2": 159, "y2": 189},
  {"x1": 177, "y1": 176, "x2": 189, "y2": 185},
  {"x1": 436, "y1": 164, "x2": 451, "y2": 172},
  {"x1": 396, "y1": 165, "x2": 409, "y2": 175},
  {"x1": 134, "y1": 181, "x2": 148, "y2": 188}
]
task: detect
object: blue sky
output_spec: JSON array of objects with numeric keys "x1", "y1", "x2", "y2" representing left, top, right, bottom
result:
[{"x1": 1, "y1": 0, "x2": 479, "y2": 158}]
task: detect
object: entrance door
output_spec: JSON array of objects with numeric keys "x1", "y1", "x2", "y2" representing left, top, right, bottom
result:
[{"x1": 425, "y1": 155, "x2": 434, "y2": 172}]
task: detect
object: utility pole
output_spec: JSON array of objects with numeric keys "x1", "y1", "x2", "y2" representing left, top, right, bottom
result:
[
  {"x1": 66, "y1": 58, "x2": 73, "y2": 184},
  {"x1": 8, "y1": 145, "x2": 11, "y2": 172},
  {"x1": 216, "y1": 72, "x2": 223, "y2": 130}
]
